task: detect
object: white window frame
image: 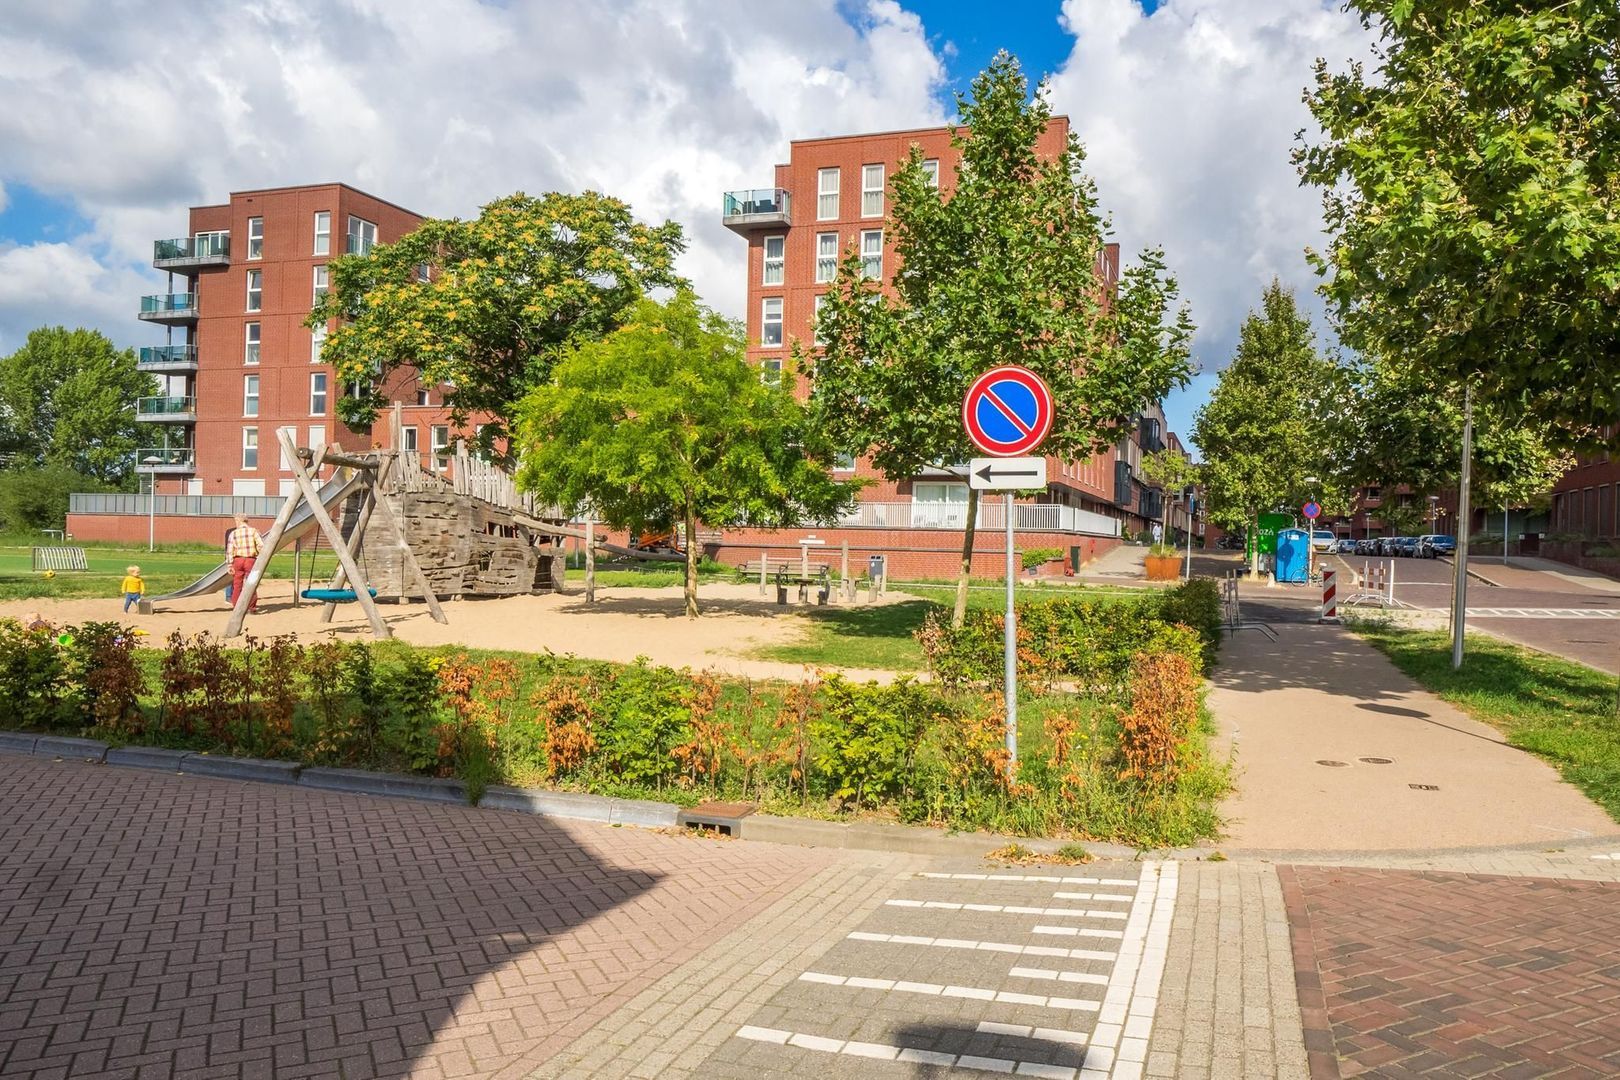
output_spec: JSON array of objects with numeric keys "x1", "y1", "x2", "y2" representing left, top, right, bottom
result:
[
  {"x1": 347, "y1": 215, "x2": 377, "y2": 255},
  {"x1": 760, "y1": 358, "x2": 782, "y2": 386},
  {"x1": 244, "y1": 321, "x2": 260, "y2": 365},
  {"x1": 243, "y1": 374, "x2": 260, "y2": 418},
  {"x1": 861, "y1": 164, "x2": 884, "y2": 217},
  {"x1": 762, "y1": 235, "x2": 785, "y2": 286},
  {"x1": 246, "y1": 217, "x2": 263, "y2": 260},
  {"x1": 310, "y1": 324, "x2": 326, "y2": 363},
  {"x1": 815, "y1": 232, "x2": 839, "y2": 283},
  {"x1": 245, "y1": 269, "x2": 261, "y2": 312},
  {"x1": 242, "y1": 427, "x2": 258, "y2": 470},
  {"x1": 309, "y1": 372, "x2": 328, "y2": 416},
  {"x1": 312, "y1": 265, "x2": 328, "y2": 304},
  {"x1": 313, "y1": 211, "x2": 331, "y2": 256},
  {"x1": 278, "y1": 426, "x2": 298, "y2": 472},
  {"x1": 922, "y1": 159, "x2": 940, "y2": 187},
  {"x1": 817, "y1": 167, "x2": 840, "y2": 221},
  {"x1": 833, "y1": 452, "x2": 856, "y2": 473},
  {"x1": 401, "y1": 426, "x2": 419, "y2": 453},
  {"x1": 415, "y1": 388, "x2": 431, "y2": 406},
  {"x1": 860, "y1": 230, "x2": 883, "y2": 279},
  {"x1": 813, "y1": 294, "x2": 828, "y2": 346},
  {"x1": 760, "y1": 298, "x2": 783, "y2": 348},
  {"x1": 430, "y1": 425, "x2": 451, "y2": 473}
]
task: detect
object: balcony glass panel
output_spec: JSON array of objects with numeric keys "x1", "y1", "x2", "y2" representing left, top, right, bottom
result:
[
  {"x1": 153, "y1": 233, "x2": 229, "y2": 262},
  {"x1": 137, "y1": 345, "x2": 197, "y2": 367},
  {"x1": 140, "y1": 294, "x2": 199, "y2": 315},
  {"x1": 346, "y1": 234, "x2": 375, "y2": 255},
  {"x1": 722, "y1": 188, "x2": 790, "y2": 220},
  {"x1": 134, "y1": 448, "x2": 197, "y2": 470},
  {"x1": 137, "y1": 396, "x2": 198, "y2": 416}
]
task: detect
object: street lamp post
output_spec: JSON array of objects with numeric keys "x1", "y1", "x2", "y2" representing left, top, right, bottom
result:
[{"x1": 142, "y1": 457, "x2": 164, "y2": 552}]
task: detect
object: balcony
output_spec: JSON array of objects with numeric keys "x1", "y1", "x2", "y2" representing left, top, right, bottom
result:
[
  {"x1": 722, "y1": 188, "x2": 791, "y2": 231},
  {"x1": 134, "y1": 447, "x2": 197, "y2": 474},
  {"x1": 153, "y1": 232, "x2": 230, "y2": 270},
  {"x1": 836, "y1": 500, "x2": 1120, "y2": 538},
  {"x1": 346, "y1": 234, "x2": 374, "y2": 255},
  {"x1": 136, "y1": 345, "x2": 198, "y2": 373},
  {"x1": 136, "y1": 396, "x2": 197, "y2": 422},
  {"x1": 138, "y1": 294, "x2": 199, "y2": 324}
]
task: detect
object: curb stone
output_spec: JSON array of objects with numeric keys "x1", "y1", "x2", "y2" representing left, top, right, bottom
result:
[
  {"x1": 479, "y1": 787, "x2": 681, "y2": 827},
  {"x1": 0, "y1": 732, "x2": 37, "y2": 755},
  {"x1": 181, "y1": 755, "x2": 302, "y2": 784},
  {"x1": 106, "y1": 746, "x2": 192, "y2": 772},
  {"x1": 33, "y1": 736, "x2": 108, "y2": 763},
  {"x1": 299, "y1": 766, "x2": 466, "y2": 804}
]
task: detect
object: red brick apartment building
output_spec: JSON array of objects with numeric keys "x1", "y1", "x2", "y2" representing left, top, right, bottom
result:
[
  {"x1": 70, "y1": 183, "x2": 473, "y2": 543},
  {"x1": 712, "y1": 121, "x2": 1177, "y2": 577}
]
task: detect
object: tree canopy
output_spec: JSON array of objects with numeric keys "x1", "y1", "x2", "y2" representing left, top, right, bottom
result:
[
  {"x1": 0, "y1": 326, "x2": 154, "y2": 486},
  {"x1": 811, "y1": 52, "x2": 1194, "y2": 624},
  {"x1": 1297, "y1": 0, "x2": 1620, "y2": 444},
  {"x1": 310, "y1": 191, "x2": 687, "y2": 446},
  {"x1": 515, "y1": 292, "x2": 859, "y2": 618}
]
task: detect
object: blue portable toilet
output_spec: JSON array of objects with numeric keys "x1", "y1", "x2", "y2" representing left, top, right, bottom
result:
[{"x1": 1275, "y1": 528, "x2": 1310, "y2": 583}]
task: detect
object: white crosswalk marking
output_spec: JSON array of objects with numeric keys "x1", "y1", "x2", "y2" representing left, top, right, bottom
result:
[
  {"x1": 884, "y1": 899, "x2": 1129, "y2": 919},
  {"x1": 736, "y1": 1025, "x2": 1089, "y2": 1077},
  {"x1": 846, "y1": 929, "x2": 1118, "y2": 961},
  {"x1": 794, "y1": 972, "x2": 1104, "y2": 1012}
]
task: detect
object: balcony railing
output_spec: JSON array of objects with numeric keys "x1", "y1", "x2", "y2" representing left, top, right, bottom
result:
[
  {"x1": 72, "y1": 492, "x2": 282, "y2": 517},
  {"x1": 153, "y1": 232, "x2": 230, "y2": 269},
  {"x1": 136, "y1": 396, "x2": 198, "y2": 421},
  {"x1": 346, "y1": 234, "x2": 374, "y2": 255},
  {"x1": 137, "y1": 294, "x2": 199, "y2": 322},
  {"x1": 136, "y1": 345, "x2": 199, "y2": 371},
  {"x1": 133, "y1": 448, "x2": 197, "y2": 472},
  {"x1": 835, "y1": 501, "x2": 1121, "y2": 537},
  {"x1": 722, "y1": 188, "x2": 791, "y2": 230}
]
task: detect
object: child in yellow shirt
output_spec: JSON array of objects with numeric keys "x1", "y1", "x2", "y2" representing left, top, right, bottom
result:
[{"x1": 121, "y1": 565, "x2": 145, "y2": 613}]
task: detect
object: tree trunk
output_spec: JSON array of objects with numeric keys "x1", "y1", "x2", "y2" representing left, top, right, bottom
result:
[
  {"x1": 952, "y1": 487, "x2": 980, "y2": 628},
  {"x1": 684, "y1": 504, "x2": 700, "y2": 619}
]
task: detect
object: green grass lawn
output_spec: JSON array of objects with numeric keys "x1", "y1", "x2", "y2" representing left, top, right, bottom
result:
[
  {"x1": 0, "y1": 543, "x2": 339, "y2": 601},
  {"x1": 1356, "y1": 625, "x2": 1620, "y2": 822}
]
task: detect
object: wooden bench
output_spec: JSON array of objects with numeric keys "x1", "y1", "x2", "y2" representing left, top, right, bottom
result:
[
  {"x1": 738, "y1": 556, "x2": 822, "y2": 576},
  {"x1": 32, "y1": 546, "x2": 89, "y2": 572}
]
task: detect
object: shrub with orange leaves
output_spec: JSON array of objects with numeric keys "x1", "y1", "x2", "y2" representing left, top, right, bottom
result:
[{"x1": 1117, "y1": 650, "x2": 1200, "y2": 786}]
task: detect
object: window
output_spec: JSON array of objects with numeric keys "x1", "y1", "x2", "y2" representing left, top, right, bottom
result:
[
  {"x1": 861, "y1": 164, "x2": 884, "y2": 217},
  {"x1": 310, "y1": 324, "x2": 326, "y2": 363},
  {"x1": 245, "y1": 270, "x2": 262, "y2": 312},
  {"x1": 416, "y1": 262, "x2": 432, "y2": 282},
  {"x1": 310, "y1": 372, "x2": 328, "y2": 415},
  {"x1": 243, "y1": 375, "x2": 260, "y2": 417},
  {"x1": 914, "y1": 483, "x2": 969, "y2": 503},
  {"x1": 278, "y1": 426, "x2": 298, "y2": 471},
  {"x1": 813, "y1": 294, "x2": 828, "y2": 345},
  {"x1": 313, "y1": 211, "x2": 331, "y2": 255},
  {"x1": 833, "y1": 452, "x2": 856, "y2": 472},
  {"x1": 921, "y1": 159, "x2": 940, "y2": 187},
  {"x1": 401, "y1": 426, "x2": 419, "y2": 453},
  {"x1": 347, "y1": 215, "x2": 377, "y2": 255},
  {"x1": 817, "y1": 167, "x2": 840, "y2": 220},
  {"x1": 246, "y1": 217, "x2": 263, "y2": 260},
  {"x1": 860, "y1": 230, "x2": 883, "y2": 279},
  {"x1": 244, "y1": 322, "x2": 260, "y2": 365},
  {"x1": 761, "y1": 298, "x2": 783, "y2": 347},
  {"x1": 430, "y1": 425, "x2": 450, "y2": 472},
  {"x1": 816, "y1": 232, "x2": 839, "y2": 283},
  {"x1": 762, "y1": 235, "x2": 784, "y2": 285},
  {"x1": 760, "y1": 358, "x2": 782, "y2": 386},
  {"x1": 312, "y1": 265, "x2": 328, "y2": 304},
  {"x1": 416, "y1": 388, "x2": 431, "y2": 406},
  {"x1": 242, "y1": 428, "x2": 258, "y2": 469}
]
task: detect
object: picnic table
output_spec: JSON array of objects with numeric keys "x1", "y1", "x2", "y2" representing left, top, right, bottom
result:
[{"x1": 775, "y1": 565, "x2": 832, "y2": 606}]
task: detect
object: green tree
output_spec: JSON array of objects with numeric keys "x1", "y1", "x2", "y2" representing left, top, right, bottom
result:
[
  {"x1": 0, "y1": 326, "x2": 155, "y2": 486},
  {"x1": 1139, "y1": 450, "x2": 1199, "y2": 498},
  {"x1": 811, "y1": 53, "x2": 1194, "y2": 626},
  {"x1": 1192, "y1": 282, "x2": 1343, "y2": 570},
  {"x1": 1297, "y1": 0, "x2": 1620, "y2": 443},
  {"x1": 310, "y1": 191, "x2": 687, "y2": 446},
  {"x1": 515, "y1": 292, "x2": 859, "y2": 618}
]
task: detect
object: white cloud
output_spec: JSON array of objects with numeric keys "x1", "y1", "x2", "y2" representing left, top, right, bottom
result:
[
  {"x1": 0, "y1": 241, "x2": 153, "y2": 352},
  {"x1": 1048, "y1": 0, "x2": 1377, "y2": 385},
  {"x1": 0, "y1": 0, "x2": 947, "y2": 351}
]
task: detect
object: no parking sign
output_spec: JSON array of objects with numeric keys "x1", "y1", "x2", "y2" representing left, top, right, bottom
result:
[{"x1": 961, "y1": 366, "x2": 1054, "y2": 457}]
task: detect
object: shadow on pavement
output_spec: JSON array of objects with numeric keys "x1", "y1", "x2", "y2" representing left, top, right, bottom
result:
[{"x1": 890, "y1": 1021, "x2": 1090, "y2": 1077}]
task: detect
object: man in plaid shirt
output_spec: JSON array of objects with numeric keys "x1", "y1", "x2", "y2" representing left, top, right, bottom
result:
[{"x1": 228, "y1": 513, "x2": 264, "y2": 613}]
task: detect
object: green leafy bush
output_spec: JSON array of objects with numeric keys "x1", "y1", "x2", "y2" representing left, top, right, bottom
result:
[
  {"x1": 1021, "y1": 547, "x2": 1064, "y2": 570},
  {"x1": 0, "y1": 619, "x2": 72, "y2": 730},
  {"x1": 1156, "y1": 577, "x2": 1222, "y2": 664}
]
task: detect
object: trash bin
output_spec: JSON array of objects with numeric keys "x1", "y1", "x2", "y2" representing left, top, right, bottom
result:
[{"x1": 867, "y1": 555, "x2": 886, "y2": 591}]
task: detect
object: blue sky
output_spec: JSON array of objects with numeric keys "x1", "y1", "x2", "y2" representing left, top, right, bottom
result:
[{"x1": 0, "y1": 0, "x2": 1365, "y2": 456}]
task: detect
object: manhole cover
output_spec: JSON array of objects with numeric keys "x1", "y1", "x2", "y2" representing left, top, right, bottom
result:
[
  {"x1": 1316, "y1": 760, "x2": 1350, "y2": 768},
  {"x1": 1359, "y1": 757, "x2": 1394, "y2": 765},
  {"x1": 1409, "y1": 783, "x2": 1440, "y2": 791}
]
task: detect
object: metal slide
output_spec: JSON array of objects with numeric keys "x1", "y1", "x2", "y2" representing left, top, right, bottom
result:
[{"x1": 146, "y1": 470, "x2": 370, "y2": 604}]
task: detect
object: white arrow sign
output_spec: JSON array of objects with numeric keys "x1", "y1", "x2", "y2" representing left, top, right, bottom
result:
[{"x1": 968, "y1": 456, "x2": 1047, "y2": 491}]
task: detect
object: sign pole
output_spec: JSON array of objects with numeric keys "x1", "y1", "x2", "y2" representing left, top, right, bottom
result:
[{"x1": 1004, "y1": 492, "x2": 1017, "y2": 775}]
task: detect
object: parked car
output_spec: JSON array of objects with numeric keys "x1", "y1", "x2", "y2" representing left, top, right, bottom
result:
[
  {"x1": 1394, "y1": 536, "x2": 1421, "y2": 557},
  {"x1": 1310, "y1": 529, "x2": 1337, "y2": 553},
  {"x1": 1352, "y1": 538, "x2": 1378, "y2": 556},
  {"x1": 1424, "y1": 534, "x2": 1457, "y2": 556}
]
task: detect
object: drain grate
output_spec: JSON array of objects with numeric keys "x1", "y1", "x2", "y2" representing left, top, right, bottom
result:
[
  {"x1": 1409, "y1": 783, "x2": 1440, "y2": 791},
  {"x1": 1316, "y1": 760, "x2": 1350, "y2": 768},
  {"x1": 1359, "y1": 757, "x2": 1394, "y2": 765}
]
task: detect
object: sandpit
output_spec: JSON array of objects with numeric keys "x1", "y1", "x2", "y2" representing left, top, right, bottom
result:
[{"x1": 0, "y1": 581, "x2": 910, "y2": 682}]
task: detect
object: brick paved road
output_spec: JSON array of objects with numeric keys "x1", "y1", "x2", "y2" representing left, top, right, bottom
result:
[
  {"x1": 1281, "y1": 866, "x2": 1620, "y2": 1078},
  {"x1": 0, "y1": 754, "x2": 829, "y2": 1079}
]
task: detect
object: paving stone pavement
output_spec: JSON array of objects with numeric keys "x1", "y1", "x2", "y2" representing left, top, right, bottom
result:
[
  {"x1": 1281, "y1": 866, "x2": 1620, "y2": 1079},
  {"x1": 0, "y1": 754, "x2": 832, "y2": 1079}
]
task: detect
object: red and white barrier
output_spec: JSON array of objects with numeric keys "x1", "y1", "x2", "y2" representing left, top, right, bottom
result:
[{"x1": 1319, "y1": 568, "x2": 1337, "y2": 621}]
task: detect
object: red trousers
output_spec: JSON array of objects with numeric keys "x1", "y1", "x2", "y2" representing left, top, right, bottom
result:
[{"x1": 230, "y1": 556, "x2": 259, "y2": 613}]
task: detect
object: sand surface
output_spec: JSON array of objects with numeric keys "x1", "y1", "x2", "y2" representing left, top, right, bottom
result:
[{"x1": 0, "y1": 581, "x2": 909, "y2": 682}]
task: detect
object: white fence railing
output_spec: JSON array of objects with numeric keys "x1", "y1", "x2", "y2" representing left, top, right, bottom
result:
[
  {"x1": 835, "y1": 501, "x2": 1121, "y2": 537},
  {"x1": 70, "y1": 494, "x2": 285, "y2": 517}
]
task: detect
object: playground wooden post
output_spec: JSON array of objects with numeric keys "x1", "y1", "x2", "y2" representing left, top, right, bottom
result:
[
  {"x1": 319, "y1": 484, "x2": 374, "y2": 625},
  {"x1": 278, "y1": 431, "x2": 391, "y2": 639},
  {"x1": 584, "y1": 518, "x2": 596, "y2": 603},
  {"x1": 759, "y1": 550, "x2": 767, "y2": 596},
  {"x1": 841, "y1": 541, "x2": 853, "y2": 602},
  {"x1": 363, "y1": 454, "x2": 448, "y2": 625}
]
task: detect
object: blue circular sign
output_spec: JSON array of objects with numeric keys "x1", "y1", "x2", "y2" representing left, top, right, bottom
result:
[
  {"x1": 1302, "y1": 501, "x2": 1321, "y2": 520},
  {"x1": 961, "y1": 366, "x2": 1054, "y2": 457}
]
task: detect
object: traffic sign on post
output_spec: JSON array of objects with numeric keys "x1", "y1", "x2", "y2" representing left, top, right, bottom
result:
[
  {"x1": 962, "y1": 366, "x2": 1054, "y2": 457},
  {"x1": 1302, "y1": 501, "x2": 1321, "y2": 520},
  {"x1": 969, "y1": 456, "x2": 1047, "y2": 491}
]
